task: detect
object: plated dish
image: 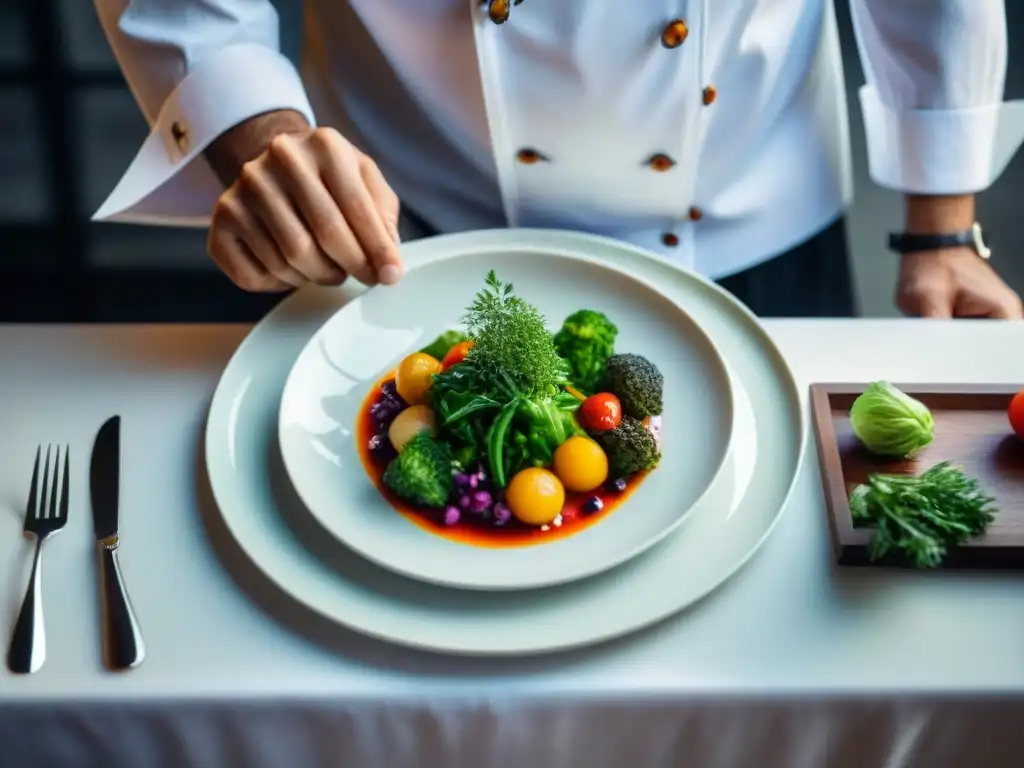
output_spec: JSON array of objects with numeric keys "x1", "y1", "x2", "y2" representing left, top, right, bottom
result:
[
  {"x1": 357, "y1": 270, "x2": 665, "y2": 547},
  {"x1": 211, "y1": 228, "x2": 804, "y2": 654},
  {"x1": 277, "y1": 248, "x2": 735, "y2": 591}
]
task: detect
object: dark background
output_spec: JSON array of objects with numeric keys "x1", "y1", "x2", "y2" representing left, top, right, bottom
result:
[{"x1": 1, "y1": 0, "x2": 1023, "y2": 322}]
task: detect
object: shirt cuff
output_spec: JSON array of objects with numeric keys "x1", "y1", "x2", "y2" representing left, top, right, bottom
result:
[
  {"x1": 860, "y1": 84, "x2": 1024, "y2": 195},
  {"x1": 92, "y1": 42, "x2": 316, "y2": 227}
]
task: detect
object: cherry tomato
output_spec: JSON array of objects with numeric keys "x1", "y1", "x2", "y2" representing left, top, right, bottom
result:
[
  {"x1": 578, "y1": 393, "x2": 623, "y2": 432},
  {"x1": 395, "y1": 352, "x2": 442, "y2": 405},
  {"x1": 441, "y1": 340, "x2": 474, "y2": 370},
  {"x1": 505, "y1": 467, "x2": 565, "y2": 526},
  {"x1": 553, "y1": 436, "x2": 609, "y2": 492},
  {"x1": 1008, "y1": 388, "x2": 1024, "y2": 439}
]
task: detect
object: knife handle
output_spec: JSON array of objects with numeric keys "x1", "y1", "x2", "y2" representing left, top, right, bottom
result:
[{"x1": 98, "y1": 544, "x2": 145, "y2": 670}]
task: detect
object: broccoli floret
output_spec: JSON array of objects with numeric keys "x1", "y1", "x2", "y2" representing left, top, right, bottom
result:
[
  {"x1": 603, "y1": 353, "x2": 664, "y2": 419},
  {"x1": 553, "y1": 309, "x2": 618, "y2": 393},
  {"x1": 596, "y1": 416, "x2": 661, "y2": 477},
  {"x1": 420, "y1": 329, "x2": 468, "y2": 361},
  {"x1": 382, "y1": 432, "x2": 454, "y2": 507}
]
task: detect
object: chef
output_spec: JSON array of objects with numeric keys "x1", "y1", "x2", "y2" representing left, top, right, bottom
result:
[{"x1": 93, "y1": 0, "x2": 1024, "y2": 318}]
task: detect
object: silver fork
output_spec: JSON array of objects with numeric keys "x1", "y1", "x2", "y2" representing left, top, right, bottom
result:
[{"x1": 7, "y1": 445, "x2": 70, "y2": 674}]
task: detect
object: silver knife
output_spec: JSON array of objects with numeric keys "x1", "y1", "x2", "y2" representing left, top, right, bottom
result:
[{"x1": 90, "y1": 416, "x2": 145, "y2": 670}]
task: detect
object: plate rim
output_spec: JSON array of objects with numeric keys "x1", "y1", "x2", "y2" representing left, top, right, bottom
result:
[
  {"x1": 204, "y1": 228, "x2": 806, "y2": 656},
  {"x1": 276, "y1": 246, "x2": 737, "y2": 591}
]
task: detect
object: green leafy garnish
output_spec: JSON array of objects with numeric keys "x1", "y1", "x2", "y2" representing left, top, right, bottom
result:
[
  {"x1": 429, "y1": 271, "x2": 582, "y2": 486},
  {"x1": 849, "y1": 461, "x2": 997, "y2": 568},
  {"x1": 462, "y1": 270, "x2": 569, "y2": 398}
]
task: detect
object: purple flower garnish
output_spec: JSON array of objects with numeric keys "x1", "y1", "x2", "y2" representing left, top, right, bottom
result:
[
  {"x1": 454, "y1": 472, "x2": 472, "y2": 488},
  {"x1": 581, "y1": 496, "x2": 604, "y2": 515},
  {"x1": 380, "y1": 379, "x2": 398, "y2": 398},
  {"x1": 458, "y1": 494, "x2": 472, "y2": 510},
  {"x1": 468, "y1": 473, "x2": 480, "y2": 489},
  {"x1": 469, "y1": 490, "x2": 492, "y2": 513},
  {"x1": 492, "y1": 503, "x2": 512, "y2": 526},
  {"x1": 367, "y1": 434, "x2": 395, "y2": 460},
  {"x1": 371, "y1": 397, "x2": 403, "y2": 431},
  {"x1": 443, "y1": 506, "x2": 461, "y2": 526}
]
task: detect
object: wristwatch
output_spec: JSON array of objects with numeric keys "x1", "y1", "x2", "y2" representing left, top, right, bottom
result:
[{"x1": 888, "y1": 222, "x2": 991, "y2": 260}]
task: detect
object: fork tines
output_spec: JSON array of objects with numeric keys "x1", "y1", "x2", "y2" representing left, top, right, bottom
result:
[{"x1": 25, "y1": 444, "x2": 70, "y2": 532}]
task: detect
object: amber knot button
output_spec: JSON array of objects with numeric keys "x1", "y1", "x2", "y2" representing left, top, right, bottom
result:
[{"x1": 661, "y1": 19, "x2": 689, "y2": 49}]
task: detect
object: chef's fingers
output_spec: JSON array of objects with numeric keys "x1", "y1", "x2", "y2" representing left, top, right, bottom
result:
[
  {"x1": 267, "y1": 131, "x2": 374, "y2": 286},
  {"x1": 897, "y1": 278, "x2": 953, "y2": 319},
  {"x1": 359, "y1": 154, "x2": 402, "y2": 247},
  {"x1": 314, "y1": 130, "x2": 404, "y2": 286},
  {"x1": 208, "y1": 194, "x2": 293, "y2": 293},
  {"x1": 237, "y1": 155, "x2": 346, "y2": 286},
  {"x1": 980, "y1": 291, "x2": 1024, "y2": 320}
]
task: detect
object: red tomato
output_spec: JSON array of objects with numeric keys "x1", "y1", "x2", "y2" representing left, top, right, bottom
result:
[
  {"x1": 1008, "y1": 389, "x2": 1024, "y2": 439},
  {"x1": 441, "y1": 340, "x2": 474, "y2": 370},
  {"x1": 579, "y1": 393, "x2": 623, "y2": 432}
]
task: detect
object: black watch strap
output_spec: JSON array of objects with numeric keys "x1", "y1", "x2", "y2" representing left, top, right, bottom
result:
[{"x1": 888, "y1": 222, "x2": 991, "y2": 259}]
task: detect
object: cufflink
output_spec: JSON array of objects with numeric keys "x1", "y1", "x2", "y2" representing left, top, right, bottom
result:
[{"x1": 170, "y1": 121, "x2": 189, "y2": 154}]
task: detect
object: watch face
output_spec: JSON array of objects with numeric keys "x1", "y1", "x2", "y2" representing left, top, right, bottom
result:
[{"x1": 972, "y1": 222, "x2": 992, "y2": 259}]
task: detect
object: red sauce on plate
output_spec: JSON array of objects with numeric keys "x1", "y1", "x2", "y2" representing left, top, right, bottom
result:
[{"x1": 356, "y1": 375, "x2": 649, "y2": 548}]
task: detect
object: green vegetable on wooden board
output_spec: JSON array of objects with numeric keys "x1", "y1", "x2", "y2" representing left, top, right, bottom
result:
[
  {"x1": 849, "y1": 381, "x2": 934, "y2": 458},
  {"x1": 848, "y1": 461, "x2": 997, "y2": 568}
]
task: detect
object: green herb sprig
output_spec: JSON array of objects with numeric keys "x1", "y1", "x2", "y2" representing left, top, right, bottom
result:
[
  {"x1": 849, "y1": 461, "x2": 997, "y2": 568},
  {"x1": 461, "y1": 270, "x2": 569, "y2": 398},
  {"x1": 430, "y1": 271, "x2": 581, "y2": 487}
]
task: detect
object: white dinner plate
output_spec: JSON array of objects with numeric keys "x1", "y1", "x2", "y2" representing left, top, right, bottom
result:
[
  {"x1": 278, "y1": 249, "x2": 734, "y2": 591},
  {"x1": 204, "y1": 229, "x2": 804, "y2": 656}
]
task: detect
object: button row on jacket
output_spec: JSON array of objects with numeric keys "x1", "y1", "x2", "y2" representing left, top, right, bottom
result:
[
  {"x1": 662, "y1": 209, "x2": 704, "y2": 247},
  {"x1": 493, "y1": 9, "x2": 711, "y2": 247}
]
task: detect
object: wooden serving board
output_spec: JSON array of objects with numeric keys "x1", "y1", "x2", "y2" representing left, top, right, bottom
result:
[{"x1": 810, "y1": 383, "x2": 1024, "y2": 569}]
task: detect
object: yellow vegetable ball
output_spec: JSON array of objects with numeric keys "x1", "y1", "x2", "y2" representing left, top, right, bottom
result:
[
  {"x1": 505, "y1": 467, "x2": 565, "y2": 526},
  {"x1": 553, "y1": 436, "x2": 609, "y2": 492},
  {"x1": 395, "y1": 353, "x2": 442, "y2": 405},
  {"x1": 388, "y1": 405, "x2": 437, "y2": 451}
]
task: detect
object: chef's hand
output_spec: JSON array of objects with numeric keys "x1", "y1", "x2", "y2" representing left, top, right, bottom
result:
[
  {"x1": 896, "y1": 248, "x2": 1023, "y2": 319},
  {"x1": 204, "y1": 110, "x2": 403, "y2": 292}
]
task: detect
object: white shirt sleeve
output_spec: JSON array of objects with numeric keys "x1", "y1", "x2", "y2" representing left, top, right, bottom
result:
[
  {"x1": 92, "y1": 0, "x2": 316, "y2": 226},
  {"x1": 850, "y1": 0, "x2": 1024, "y2": 195}
]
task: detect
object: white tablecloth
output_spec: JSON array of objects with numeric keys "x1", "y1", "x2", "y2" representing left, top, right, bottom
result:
[{"x1": 1, "y1": 320, "x2": 1023, "y2": 768}]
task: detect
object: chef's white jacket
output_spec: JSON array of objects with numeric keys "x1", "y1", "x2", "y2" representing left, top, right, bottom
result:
[{"x1": 92, "y1": 0, "x2": 1024, "y2": 278}]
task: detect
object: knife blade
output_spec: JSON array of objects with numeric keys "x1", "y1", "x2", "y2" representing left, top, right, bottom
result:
[
  {"x1": 90, "y1": 416, "x2": 120, "y2": 540},
  {"x1": 89, "y1": 416, "x2": 145, "y2": 670}
]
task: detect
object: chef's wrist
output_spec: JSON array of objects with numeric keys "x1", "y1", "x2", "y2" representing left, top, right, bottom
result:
[
  {"x1": 205, "y1": 108, "x2": 311, "y2": 188},
  {"x1": 903, "y1": 194, "x2": 976, "y2": 236}
]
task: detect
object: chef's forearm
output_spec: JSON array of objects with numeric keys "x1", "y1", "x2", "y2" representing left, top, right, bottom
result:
[
  {"x1": 904, "y1": 194, "x2": 976, "y2": 235},
  {"x1": 205, "y1": 109, "x2": 311, "y2": 188}
]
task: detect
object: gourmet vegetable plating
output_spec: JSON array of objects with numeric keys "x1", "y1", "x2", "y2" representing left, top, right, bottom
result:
[{"x1": 357, "y1": 270, "x2": 664, "y2": 544}]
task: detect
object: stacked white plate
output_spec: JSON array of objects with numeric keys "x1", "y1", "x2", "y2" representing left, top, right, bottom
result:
[{"x1": 204, "y1": 229, "x2": 804, "y2": 655}]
